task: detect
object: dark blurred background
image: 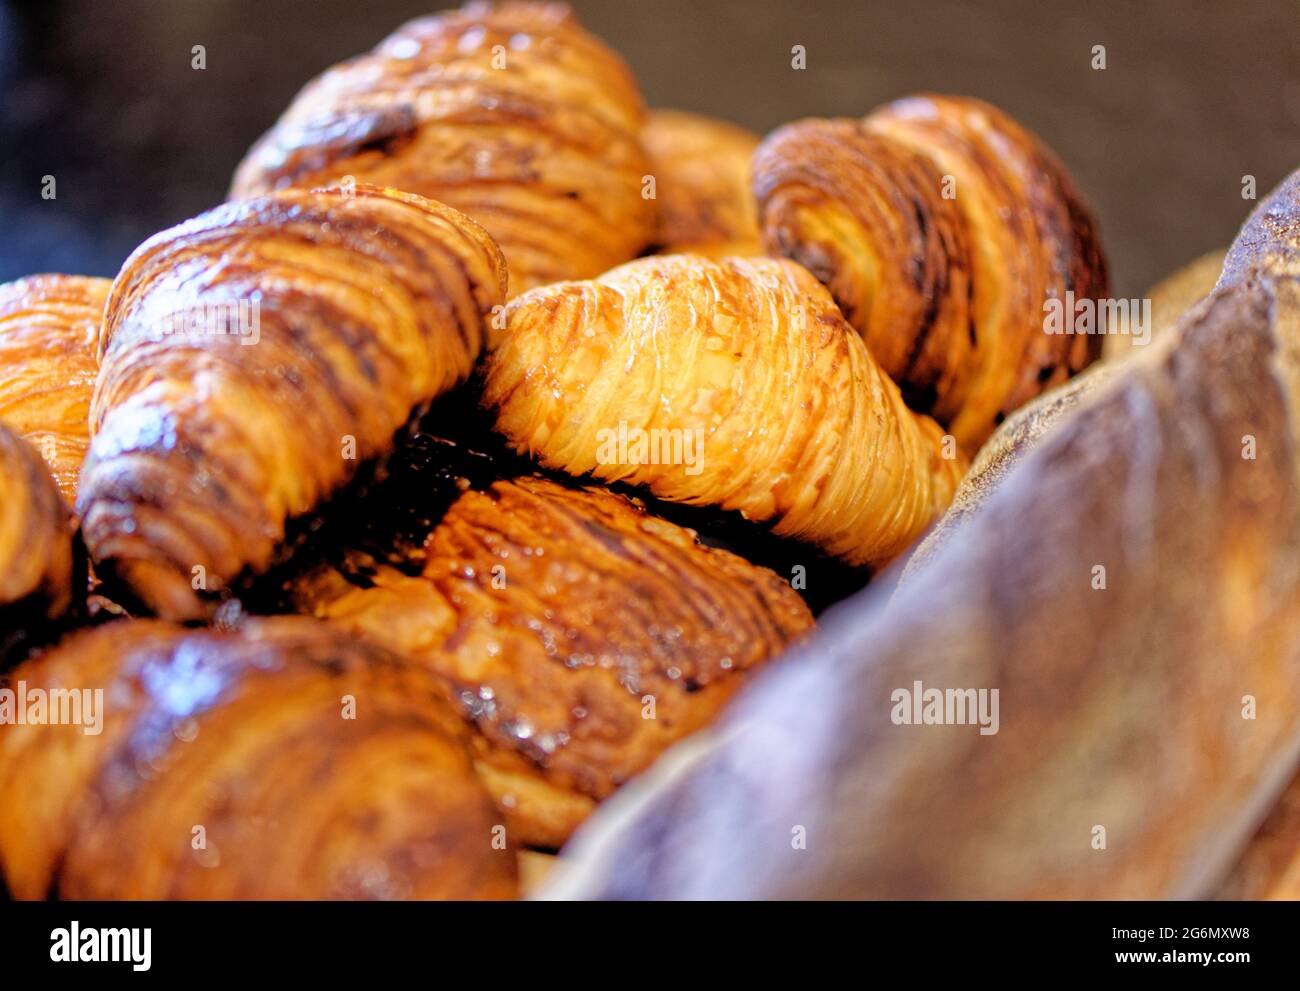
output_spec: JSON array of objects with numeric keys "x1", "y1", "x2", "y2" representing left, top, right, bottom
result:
[{"x1": 0, "y1": 0, "x2": 1296, "y2": 294}]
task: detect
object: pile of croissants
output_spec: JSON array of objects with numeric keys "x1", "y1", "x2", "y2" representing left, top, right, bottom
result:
[{"x1": 9, "y1": 1, "x2": 1293, "y2": 902}]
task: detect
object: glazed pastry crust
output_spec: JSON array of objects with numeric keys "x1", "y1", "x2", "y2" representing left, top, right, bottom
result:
[
  {"x1": 643, "y1": 109, "x2": 761, "y2": 256},
  {"x1": 0, "y1": 617, "x2": 518, "y2": 899},
  {"x1": 78, "y1": 184, "x2": 505, "y2": 620},
  {"x1": 0, "y1": 424, "x2": 76, "y2": 620},
  {"x1": 0, "y1": 275, "x2": 108, "y2": 504},
  {"x1": 484, "y1": 254, "x2": 967, "y2": 568},
  {"x1": 755, "y1": 95, "x2": 1109, "y2": 449},
  {"x1": 292, "y1": 475, "x2": 814, "y2": 847},
  {"x1": 230, "y1": 1, "x2": 654, "y2": 295},
  {"x1": 754, "y1": 119, "x2": 974, "y2": 411}
]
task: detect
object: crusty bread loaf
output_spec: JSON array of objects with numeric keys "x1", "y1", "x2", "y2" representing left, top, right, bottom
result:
[{"x1": 544, "y1": 168, "x2": 1300, "y2": 899}]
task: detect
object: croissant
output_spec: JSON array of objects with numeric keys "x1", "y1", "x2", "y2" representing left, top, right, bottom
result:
[
  {"x1": 642, "y1": 109, "x2": 761, "y2": 256},
  {"x1": 77, "y1": 183, "x2": 505, "y2": 621},
  {"x1": 0, "y1": 275, "x2": 108, "y2": 504},
  {"x1": 753, "y1": 94, "x2": 1109, "y2": 449},
  {"x1": 0, "y1": 617, "x2": 517, "y2": 899},
  {"x1": 0, "y1": 424, "x2": 78, "y2": 665},
  {"x1": 547, "y1": 169, "x2": 1300, "y2": 900},
  {"x1": 289, "y1": 475, "x2": 814, "y2": 847},
  {"x1": 230, "y1": 2, "x2": 654, "y2": 296},
  {"x1": 483, "y1": 254, "x2": 967, "y2": 568}
]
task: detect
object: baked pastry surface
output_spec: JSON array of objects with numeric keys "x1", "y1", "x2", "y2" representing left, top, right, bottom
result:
[
  {"x1": 485, "y1": 253, "x2": 967, "y2": 567},
  {"x1": 0, "y1": 274, "x2": 108, "y2": 503},
  {"x1": 0, "y1": 617, "x2": 518, "y2": 899},
  {"x1": 290, "y1": 475, "x2": 814, "y2": 847},
  {"x1": 642, "y1": 108, "x2": 761, "y2": 256},
  {"x1": 0, "y1": 423, "x2": 78, "y2": 663},
  {"x1": 78, "y1": 183, "x2": 505, "y2": 620},
  {"x1": 754, "y1": 94, "x2": 1109, "y2": 449},
  {"x1": 231, "y1": 1, "x2": 654, "y2": 295}
]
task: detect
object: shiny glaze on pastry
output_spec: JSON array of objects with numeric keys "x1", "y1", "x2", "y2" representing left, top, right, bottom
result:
[
  {"x1": 231, "y1": 2, "x2": 654, "y2": 295},
  {"x1": 291, "y1": 475, "x2": 814, "y2": 847},
  {"x1": 642, "y1": 109, "x2": 761, "y2": 256},
  {"x1": 0, "y1": 424, "x2": 77, "y2": 658},
  {"x1": 484, "y1": 254, "x2": 967, "y2": 567},
  {"x1": 0, "y1": 617, "x2": 517, "y2": 899},
  {"x1": 0, "y1": 275, "x2": 108, "y2": 503},
  {"x1": 78, "y1": 183, "x2": 505, "y2": 620},
  {"x1": 754, "y1": 94, "x2": 1109, "y2": 449}
]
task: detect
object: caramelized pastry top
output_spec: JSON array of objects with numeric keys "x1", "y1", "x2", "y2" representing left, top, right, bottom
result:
[
  {"x1": 755, "y1": 94, "x2": 1109, "y2": 449},
  {"x1": 79, "y1": 183, "x2": 505, "y2": 620},
  {"x1": 0, "y1": 423, "x2": 75, "y2": 619},
  {"x1": 484, "y1": 254, "x2": 967, "y2": 567},
  {"x1": 230, "y1": 1, "x2": 654, "y2": 295},
  {"x1": 292, "y1": 475, "x2": 814, "y2": 847},
  {"x1": 0, "y1": 617, "x2": 517, "y2": 899},
  {"x1": 642, "y1": 109, "x2": 761, "y2": 256},
  {"x1": 0, "y1": 275, "x2": 108, "y2": 503}
]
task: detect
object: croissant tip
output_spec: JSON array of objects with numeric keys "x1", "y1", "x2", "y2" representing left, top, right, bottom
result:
[{"x1": 107, "y1": 560, "x2": 213, "y2": 623}]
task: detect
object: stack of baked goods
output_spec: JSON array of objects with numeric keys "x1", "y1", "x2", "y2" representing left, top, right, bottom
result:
[{"x1": 2, "y1": 2, "x2": 1292, "y2": 900}]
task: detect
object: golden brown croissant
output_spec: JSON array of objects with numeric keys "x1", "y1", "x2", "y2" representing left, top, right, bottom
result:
[
  {"x1": 77, "y1": 183, "x2": 505, "y2": 621},
  {"x1": 642, "y1": 109, "x2": 761, "y2": 256},
  {"x1": 0, "y1": 424, "x2": 78, "y2": 663},
  {"x1": 483, "y1": 254, "x2": 967, "y2": 568},
  {"x1": 289, "y1": 475, "x2": 814, "y2": 847},
  {"x1": 0, "y1": 617, "x2": 517, "y2": 899},
  {"x1": 0, "y1": 275, "x2": 108, "y2": 504},
  {"x1": 753, "y1": 94, "x2": 1109, "y2": 449},
  {"x1": 230, "y1": 2, "x2": 654, "y2": 296}
]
